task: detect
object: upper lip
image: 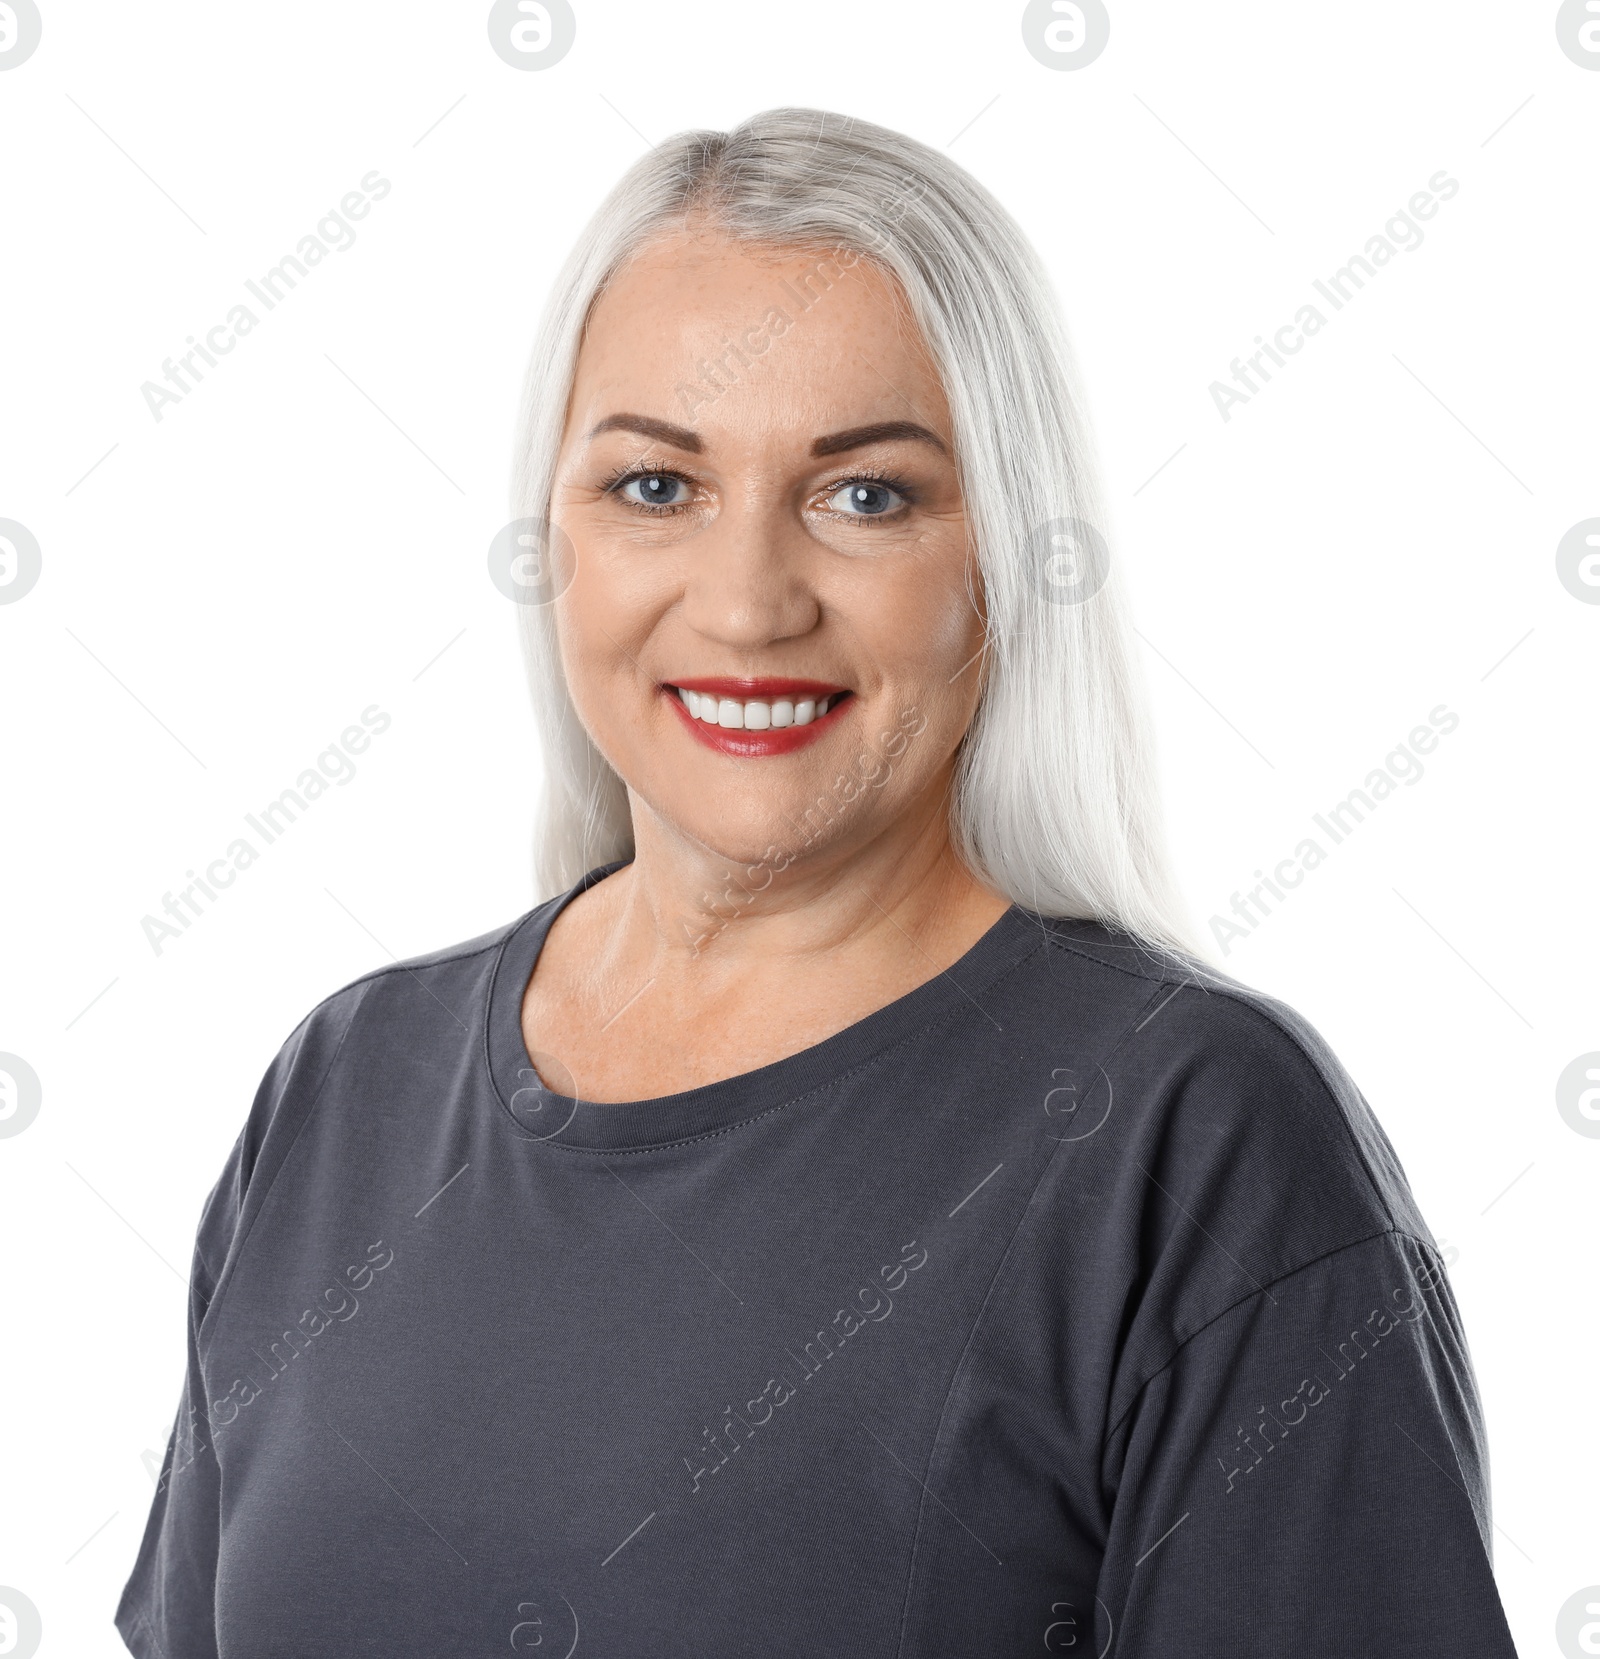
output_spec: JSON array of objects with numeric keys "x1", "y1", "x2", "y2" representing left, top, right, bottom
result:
[{"x1": 664, "y1": 676, "x2": 851, "y2": 698}]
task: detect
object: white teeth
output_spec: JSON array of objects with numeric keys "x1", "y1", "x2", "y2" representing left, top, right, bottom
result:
[{"x1": 672, "y1": 687, "x2": 843, "y2": 729}]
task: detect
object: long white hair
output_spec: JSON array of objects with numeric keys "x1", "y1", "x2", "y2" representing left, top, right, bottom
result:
[{"x1": 509, "y1": 106, "x2": 1196, "y2": 958}]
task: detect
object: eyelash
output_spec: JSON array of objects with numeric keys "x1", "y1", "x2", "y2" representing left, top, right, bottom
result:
[
  {"x1": 597, "y1": 461, "x2": 691, "y2": 515},
  {"x1": 821, "y1": 467, "x2": 916, "y2": 519},
  {"x1": 598, "y1": 463, "x2": 917, "y2": 520}
]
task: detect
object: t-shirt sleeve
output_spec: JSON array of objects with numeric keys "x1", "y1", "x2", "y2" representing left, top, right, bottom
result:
[
  {"x1": 113, "y1": 1132, "x2": 244, "y2": 1659},
  {"x1": 1094, "y1": 1229, "x2": 1520, "y2": 1657},
  {"x1": 114, "y1": 993, "x2": 360, "y2": 1658}
]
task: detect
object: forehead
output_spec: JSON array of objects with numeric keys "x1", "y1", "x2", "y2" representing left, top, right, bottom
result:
[{"x1": 567, "y1": 230, "x2": 951, "y2": 446}]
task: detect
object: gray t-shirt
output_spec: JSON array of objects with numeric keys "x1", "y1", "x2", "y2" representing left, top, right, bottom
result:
[{"x1": 117, "y1": 857, "x2": 1518, "y2": 1657}]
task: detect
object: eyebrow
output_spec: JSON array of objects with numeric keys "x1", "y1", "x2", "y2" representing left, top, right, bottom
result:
[
  {"x1": 584, "y1": 413, "x2": 949, "y2": 460},
  {"x1": 586, "y1": 413, "x2": 703, "y2": 452},
  {"x1": 811, "y1": 421, "x2": 948, "y2": 459}
]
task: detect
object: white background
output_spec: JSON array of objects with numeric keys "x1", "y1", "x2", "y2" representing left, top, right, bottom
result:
[{"x1": 2, "y1": 2, "x2": 1595, "y2": 1653}]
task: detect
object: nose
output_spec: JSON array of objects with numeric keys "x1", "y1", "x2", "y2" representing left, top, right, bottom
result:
[{"x1": 678, "y1": 487, "x2": 821, "y2": 651}]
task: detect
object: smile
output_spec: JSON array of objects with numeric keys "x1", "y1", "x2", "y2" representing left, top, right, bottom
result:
[{"x1": 660, "y1": 677, "x2": 854, "y2": 757}]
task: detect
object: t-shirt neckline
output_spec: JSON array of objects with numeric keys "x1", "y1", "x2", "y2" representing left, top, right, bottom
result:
[{"x1": 485, "y1": 858, "x2": 1046, "y2": 1153}]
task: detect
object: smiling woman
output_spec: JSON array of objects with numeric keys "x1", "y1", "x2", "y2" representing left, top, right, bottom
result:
[
  {"x1": 516, "y1": 222, "x2": 1031, "y2": 1100},
  {"x1": 118, "y1": 109, "x2": 1517, "y2": 1659}
]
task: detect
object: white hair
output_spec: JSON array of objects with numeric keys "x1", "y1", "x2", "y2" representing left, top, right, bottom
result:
[{"x1": 509, "y1": 106, "x2": 1197, "y2": 959}]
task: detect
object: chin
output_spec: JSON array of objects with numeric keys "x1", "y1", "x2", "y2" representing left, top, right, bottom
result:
[{"x1": 670, "y1": 797, "x2": 847, "y2": 873}]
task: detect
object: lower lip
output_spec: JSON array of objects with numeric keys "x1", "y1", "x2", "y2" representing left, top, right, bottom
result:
[{"x1": 661, "y1": 687, "x2": 854, "y2": 757}]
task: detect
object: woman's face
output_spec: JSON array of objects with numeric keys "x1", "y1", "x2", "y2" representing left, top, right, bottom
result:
[{"x1": 548, "y1": 228, "x2": 986, "y2": 876}]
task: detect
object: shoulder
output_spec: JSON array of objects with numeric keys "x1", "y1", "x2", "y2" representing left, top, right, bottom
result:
[
  {"x1": 1007, "y1": 916, "x2": 1451, "y2": 1397},
  {"x1": 249, "y1": 912, "x2": 525, "y2": 1135},
  {"x1": 192, "y1": 907, "x2": 541, "y2": 1294},
  {"x1": 1015, "y1": 911, "x2": 1438, "y2": 1289},
  {"x1": 309, "y1": 911, "x2": 532, "y2": 1033}
]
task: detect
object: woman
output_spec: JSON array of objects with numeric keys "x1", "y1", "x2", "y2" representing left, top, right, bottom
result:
[{"x1": 118, "y1": 109, "x2": 1517, "y2": 1657}]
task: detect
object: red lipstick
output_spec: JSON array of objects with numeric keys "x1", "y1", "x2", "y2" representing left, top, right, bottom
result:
[
  {"x1": 659, "y1": 677, "x2": 854, "y2": 758},
  {"x1": 668, "y1": 676, "x2": 848, "y2": 699}
]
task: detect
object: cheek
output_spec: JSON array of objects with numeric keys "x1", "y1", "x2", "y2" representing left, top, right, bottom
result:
[
  {"x1": 847, "y1": 606, "x2": 984, "y2": 792},
  {"x1": 555, "y1": 533, "x2": 655, "y2": 670},
  {"x1": 856, "y1": 554, "x2": 984, "y2": 696},
  {"x1": 551, "y1": 566, "x2": 655, "y2": 742}
]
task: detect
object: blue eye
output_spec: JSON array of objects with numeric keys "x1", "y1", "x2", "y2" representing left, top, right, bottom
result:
[
  {"x1": 619, "y1": 473, "x2": 688, "y2": 509},
  {"x1": 826, "y1": 480, "x2": 907, "y2": 517}
]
